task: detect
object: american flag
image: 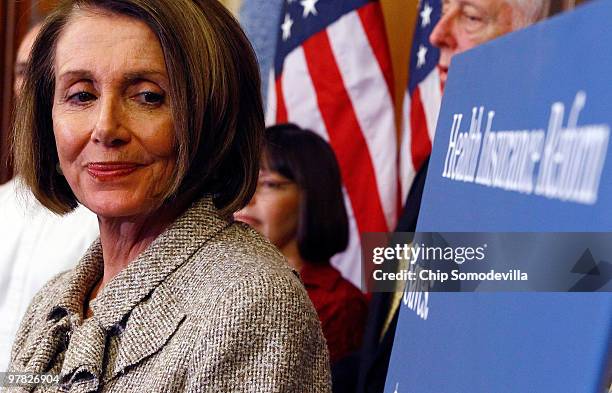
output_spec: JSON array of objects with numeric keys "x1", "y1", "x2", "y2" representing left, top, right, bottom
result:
[
  {"x1": 399, "y1": 0, "x2": 442, "y2": 202},
  {"x1": 265, "y1": 0, "x2": 397, "y2": 287}
]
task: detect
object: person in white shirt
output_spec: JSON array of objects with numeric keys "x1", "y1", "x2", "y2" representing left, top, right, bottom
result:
[{"x1": 0, "y1": 22, "x2": 99, "y2": 371}]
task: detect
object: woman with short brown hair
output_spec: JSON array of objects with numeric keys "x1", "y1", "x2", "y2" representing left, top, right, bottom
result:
[{"x1": 8, "y1": 1, "x2": 331, "y2": 391}]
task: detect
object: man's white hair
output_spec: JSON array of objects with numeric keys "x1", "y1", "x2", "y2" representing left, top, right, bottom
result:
[{"x1": 508, "y1": 0, "x2": 550, "y2": 29}]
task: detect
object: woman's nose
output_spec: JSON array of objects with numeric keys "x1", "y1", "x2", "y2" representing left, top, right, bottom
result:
[{"x1": 90, "y1": 95, "x2": 131, "y2": 147}]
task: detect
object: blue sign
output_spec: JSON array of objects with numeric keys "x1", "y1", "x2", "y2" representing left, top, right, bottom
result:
[{"x1": 385, "y1": 1, "x2": 612, "y2": 392}]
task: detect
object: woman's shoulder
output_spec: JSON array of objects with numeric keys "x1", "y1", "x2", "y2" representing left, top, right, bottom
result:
[
  {"x1": 207, "y1": 220, "x2": 296, "y2": 275},
  {"x1": 172, "y1": 220, "x2": 311, "y2": 312},
  {"x1": 176, "y1": 222, "x2": 331, "y2": 391}
]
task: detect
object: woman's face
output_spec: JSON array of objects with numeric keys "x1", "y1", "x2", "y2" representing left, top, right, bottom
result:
[
  {"x1": 52, "y1": 11, "x2": 176, "y2": 219},
  {"x1": 235, "y1": 169, "x2": 300, "y2": 253}
]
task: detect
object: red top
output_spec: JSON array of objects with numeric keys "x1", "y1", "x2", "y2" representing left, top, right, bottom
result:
[{"x1": 300, "y1": 262, "x2": 368, "y2": 364}]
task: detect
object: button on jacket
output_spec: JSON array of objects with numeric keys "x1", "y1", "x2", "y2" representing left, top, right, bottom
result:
[{"x1": 7, "y1": 197, "x2": 331, "y2": 392}]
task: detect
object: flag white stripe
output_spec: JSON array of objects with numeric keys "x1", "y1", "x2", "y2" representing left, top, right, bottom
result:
[
  {"x1": 280, "y1": 48, "x2": 330, "y2": 141},
  {"x1": 327, "y1": 12, "x2": 398, "y2": 230},
  {"x1": 418, "y1": 67, "x2": 442, "y2": 143},
  {"x1": 331, "y1": 187, "x2": 362, "y2": 288},
  {"x1": 279, "y1": 46, "x2": 362, "y2": 289},
  {"x1": 265, "y1": 68, "x2": 277, "y2": 126},
  {"x1": 399, "y1": 90, "x2": 417, "y2": 202}
]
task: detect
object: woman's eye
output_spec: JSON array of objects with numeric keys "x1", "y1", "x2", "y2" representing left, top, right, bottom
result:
[
  {"x1": 68, "y1": 91, "x2": 96, "y2": 104},
  {"x1": 138, "y1": 91, "x2": 164, "y2": 105},
  {"x1": 261, "y1": 181, "x2": 282, "y2": 189}
]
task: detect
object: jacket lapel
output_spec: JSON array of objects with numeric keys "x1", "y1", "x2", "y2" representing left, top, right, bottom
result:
[
  {"x1": 90, "y1": 197, "x2": 227, "y2": 379},
  {"x1": 89, "y1": 196, "x2": 229, "y2": 332},
  {"x1": 14, "y1": 197, "x2": 229, "y2": 391},
  {"x1": 59, "y1": 318, "x2": 106, "y2": 392},
  {"x1": 107, "y1": 286, "x2": 186, "y2": 381}
]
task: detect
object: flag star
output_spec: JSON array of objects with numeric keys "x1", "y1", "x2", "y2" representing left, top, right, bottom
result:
[
  {"x1": 281, "y1": 13, "x2": 294, "y2": 41},
  {"x1": 300, "y1": 0, "x2": 319, "y2": 17},
  {"x1": 420, "y1": 3, "x2": 433, "y2": 28},
  {"x1": 416, "y1": 44, "x2": 428, "y2": 68}
]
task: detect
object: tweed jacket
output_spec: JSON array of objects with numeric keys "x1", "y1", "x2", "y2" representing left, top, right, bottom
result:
[{"x1": 6, "y1": 197, "x2": 331, "y2": 393}]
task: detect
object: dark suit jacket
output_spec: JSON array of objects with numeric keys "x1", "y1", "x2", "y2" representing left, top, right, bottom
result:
[{"x1": 356, "y1": 157, "x2": 429, "y2": 393}]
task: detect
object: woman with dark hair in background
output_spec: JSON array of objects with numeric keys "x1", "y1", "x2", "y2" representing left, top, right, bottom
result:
[
  {"x1": 236, "y1": 123, "x2": 368, "y2": 368},
  {"x1": 8, "y1": 1, "x2": 330, "y2": 391}
]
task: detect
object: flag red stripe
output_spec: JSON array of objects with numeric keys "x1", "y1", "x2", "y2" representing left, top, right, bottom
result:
[
  {"x1": 275, "y1": 76, "x2": 288, "y2": 123},
  {"x1": 302, "y1": 30, "x2": 388, "y2": 232},
  {"x1": 357, "y1": 3, "x2": 395, "y2": 101},
  {"x1": 410, "y1": 86, "x2": 432, "y2": 171}
]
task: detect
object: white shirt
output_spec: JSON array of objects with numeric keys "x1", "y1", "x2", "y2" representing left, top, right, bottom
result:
[{"x1": 0, "y1": 179, "x2": 99, "y2": 371}]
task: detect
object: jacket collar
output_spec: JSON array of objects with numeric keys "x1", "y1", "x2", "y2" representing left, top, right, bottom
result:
[
  {"x1": 59, "y1": 287, "x2": 187, "y2": 390},
  {"x1": 59, "y1": 318, "x2": 106, "y2": 392},
  {"x1": 38, "y1": 196, "x2": 230, "y2": 390},
  {"x1": 109, "y1": 283, "x2": 186, "y2": 380},
  {"x1": 48, "y1": 241, "x2": 103, "y2": 323},
  {"x1": 47, "y1": 196, "x2": 229, "y2": 330}
]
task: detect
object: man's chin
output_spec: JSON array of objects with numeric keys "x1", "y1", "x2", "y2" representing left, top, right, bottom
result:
[
  {"x1": 438, "y1": 65, "x2": 447, "y2": 77},
  {"x1": 437, "y1": 65, "x2": 448, "y2": 90}
]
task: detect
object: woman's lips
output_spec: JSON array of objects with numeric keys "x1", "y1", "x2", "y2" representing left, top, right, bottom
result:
[
  {"x1": 234, "y1": 214, "x2": 260, "y2": 227},
  {"x1": 87, "y1": 162, "x2": 141, "y2": 181}
]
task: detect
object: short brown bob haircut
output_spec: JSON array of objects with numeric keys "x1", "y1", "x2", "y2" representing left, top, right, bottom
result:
[
  {"x1": 13, "y1": 0, "x2": 263, "y2": 215},
  {"x1": 263, "y1": 124, "x2": 349, "y2": 264}
]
